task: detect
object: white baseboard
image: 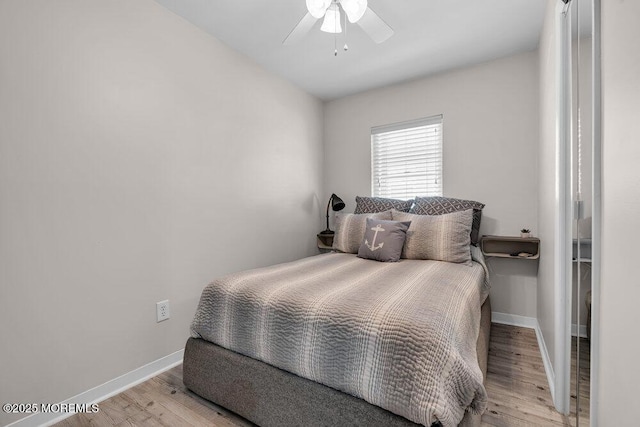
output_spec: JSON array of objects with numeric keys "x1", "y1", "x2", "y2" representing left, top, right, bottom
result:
[
  {"x1": 492, "y1": 312, "x2": 556, "y2": 402},
  {"x1": 492, "y1": 312, "x2": 587, "y2": 338},
  {"x1": 6, "y1": 349, "x2": 184, "y2": 427},
  {"x1": 535, "y1": 320, "x2": 556, "y2": 402},
  {"x1": 491, "y1": 311, "x2": 538, "y2": 329},
  {"x1": 571, "y1": 323, "x2": 588, "y2": 338}
]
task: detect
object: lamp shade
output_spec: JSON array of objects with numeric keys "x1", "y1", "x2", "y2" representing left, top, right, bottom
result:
[
  {"x1": 341, "y1": 0, "x2": 368, "y2": 23},
  {"x1": 323, "y1": 193, "x2": 346, "y2": 234},
  {"x1": 306, "y1": 0, "x2": 332, "y2": 19},
  {"x1": 330, "y1": 194, "x2": 345, "y2": 211},
  {"x1": 321, "y1": 4, "x2": 342, "y2": 33}
]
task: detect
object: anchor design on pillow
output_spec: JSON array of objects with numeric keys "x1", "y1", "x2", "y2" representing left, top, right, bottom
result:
[{"x1": 365, "y1": 224, "x2": 385, "y2": 251}]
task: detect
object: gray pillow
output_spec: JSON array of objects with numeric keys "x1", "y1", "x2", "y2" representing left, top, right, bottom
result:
[
  {"x1": 332, "y1": 211, "x2": 393, "y2": 254},
  {"x1": 354, "y1": 196, "x2": 413, "y2": 214},
  {"x1": 357, "y1": 219, "x2": 411, "y2": 262},
  {"x1": 392, "y1": 209, "x2": 473, "y2": 264},
  {"x1": 411, "y1": 196, "x2": 485, "y2": 246}
]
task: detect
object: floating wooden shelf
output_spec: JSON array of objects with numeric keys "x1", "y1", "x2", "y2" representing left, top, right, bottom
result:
[
  {"x1": 572, "y1": 238, "x2": 591, "y2": 263},
  {"x1": 481, "y1": 235, "x2": 540, "y2": 260},
  {"x1": 317, "y1": 232, "x2": 334, "y2": 253}
]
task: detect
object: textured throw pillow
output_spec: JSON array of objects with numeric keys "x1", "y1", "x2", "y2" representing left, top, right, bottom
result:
[
  {"x1": 392, "y1": 209, "x2": 473, "y2": 264},
  {"x1": 332, "y1": 211, "x2": 393, "y2": 254},
  {"x1": 357, "y1": 219, "x2": 411, "y2": 262},
  {"x1": 411, "y1": 196, "x2": 485, "y2": 245},
  {"x1": 354, "y1": 196, "x2": 413, "y2": 214}
]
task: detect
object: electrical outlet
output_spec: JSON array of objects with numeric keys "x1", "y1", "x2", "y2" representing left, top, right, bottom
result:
[{"x1": 156, "y1": 300, "x2": 170, "y2": 322}]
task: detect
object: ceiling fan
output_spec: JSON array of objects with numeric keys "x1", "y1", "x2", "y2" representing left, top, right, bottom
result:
[{"x1": 283, "y1": 0, "x2": 394, "y2": 49}]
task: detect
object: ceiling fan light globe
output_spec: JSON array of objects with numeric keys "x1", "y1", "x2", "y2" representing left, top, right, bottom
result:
[
  {"x1": 341, "y1": 0, "x2": 368, "y2": 23},
  {"x1": 320, "y1": 4, "x2": 342, "y2": 33},
  {"x1": 306, "y1": 0, "x2": 332, "y2": 19}
]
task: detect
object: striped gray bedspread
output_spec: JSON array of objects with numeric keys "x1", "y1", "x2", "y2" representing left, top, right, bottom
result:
[{"x1": 191, "y1": 247, "x2": 490, "y2": 427}]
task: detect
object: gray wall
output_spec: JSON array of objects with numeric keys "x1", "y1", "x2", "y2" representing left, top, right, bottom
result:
[
  {"x1": 0, "y1": 0, "x2": 324, "y2": 425},
  {"x1": 323, "y1": 51, "x2": 540, "y2": 318},
  {"x1": 598, "y1": 0, "x2": 640, "y2": 423}
]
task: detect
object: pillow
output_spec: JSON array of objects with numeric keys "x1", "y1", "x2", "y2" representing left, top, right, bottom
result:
[
  {"x1": 332, "y1": 211, "x2": 393, "y2": 254},
  {"x1": 392, "y1": 209, "x2": 473, "y2": 264},
  {"x1": 357, "y1": 219, "x2": 411, "y2": 262},
  {"x1": 354, "y1": 196, "x2": 413, "y2": 214},
  {"x1": 411, "y1": 196, "x2": 485, "y2": 245}
]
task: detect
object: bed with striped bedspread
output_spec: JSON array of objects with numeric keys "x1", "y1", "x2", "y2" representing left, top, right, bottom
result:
[{"x1": 190, "y1": 248, "x2": 490, "y2": 427}]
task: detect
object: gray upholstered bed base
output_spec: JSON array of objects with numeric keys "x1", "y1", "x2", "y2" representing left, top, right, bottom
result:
[{"x1": 183, "y1": 297, "x2": 491, "y2": 427}]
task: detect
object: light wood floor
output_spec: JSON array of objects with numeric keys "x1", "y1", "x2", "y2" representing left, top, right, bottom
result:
[
  {"x1": 56, "y1": 324, "x2": 590, "y2": 427},
  {"x1": 482, "y1": 325, "x2": 590, "y2": 427}
]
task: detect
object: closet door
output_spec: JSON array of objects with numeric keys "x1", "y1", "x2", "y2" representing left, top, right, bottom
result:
[{"x1": 565, "y1": 0, "x2": 599, "y2": 424}]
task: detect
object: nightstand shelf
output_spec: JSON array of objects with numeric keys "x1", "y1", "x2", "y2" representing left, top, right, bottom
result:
[
  {"x1": 480, "y1": 235, "x2": 540, "y2": 260},
  {"x1": 317, "y1": 233, "x2": 335, "y2": 253}
]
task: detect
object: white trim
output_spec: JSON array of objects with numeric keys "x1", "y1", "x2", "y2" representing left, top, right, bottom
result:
[
  {"x1": 491, "y1": 312, "x2": 538, "y2": 329},
  {"x1": 590, "y1": 1, "x2": 601, "y2": 424},
  {"x1": 536, "y1": 319, "x2": 557, "y2": 402},
  {"x1": 555, "y1": 0, "x2": 573, "y2": 414},
  {"x1": 6, "y1": 349, "x2": 184, "y2": 427},
  {"x1": 491, "y1": 312, "x2": 556, "y2": 402},
  {"x1": 370, "y1": 114, "x2": 443, "y2": 135}
]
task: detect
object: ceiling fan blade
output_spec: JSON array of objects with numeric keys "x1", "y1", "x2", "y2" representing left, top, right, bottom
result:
[
  {"x1": 341, "y1": 0, "x2": 368, "y2": 24},
  {"x1": 283, "y1": 12, "x2": 318, "y2": 45},
  {"x1": 356, "y1": 7, "x2": 394, "y2": 44}
]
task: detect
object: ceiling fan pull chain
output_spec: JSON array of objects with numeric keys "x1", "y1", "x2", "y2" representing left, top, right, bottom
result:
[
  {"x1": 344, "y1": 7, "x2": 349, "y2": 51},
  {"x1": 334, "y1": 2, "x2": 338, "y2": 56}
]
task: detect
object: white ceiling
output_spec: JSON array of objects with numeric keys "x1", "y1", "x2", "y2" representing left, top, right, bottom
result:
[{"x1": 154, "y1": 0, "x2": 547, "y2": 100}]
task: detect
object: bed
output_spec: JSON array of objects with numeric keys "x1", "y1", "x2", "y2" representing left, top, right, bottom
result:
[{"x1": 183, "y1": 243, "x2": 491, "y2": 427}]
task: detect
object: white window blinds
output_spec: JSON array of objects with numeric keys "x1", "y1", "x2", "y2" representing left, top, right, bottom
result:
[{"x1": 371, "y1": 115, "x2": 443, "y2": 200}]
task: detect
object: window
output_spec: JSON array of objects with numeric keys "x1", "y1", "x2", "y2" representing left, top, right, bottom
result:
[{"x1": 371, "y1": 115, "x2": 443, "y2": 200}]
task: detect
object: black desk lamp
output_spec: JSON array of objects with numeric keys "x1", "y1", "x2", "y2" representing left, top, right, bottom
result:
[{"x1": 322, "y1": 193, "x2": 345, "y2": 234}]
